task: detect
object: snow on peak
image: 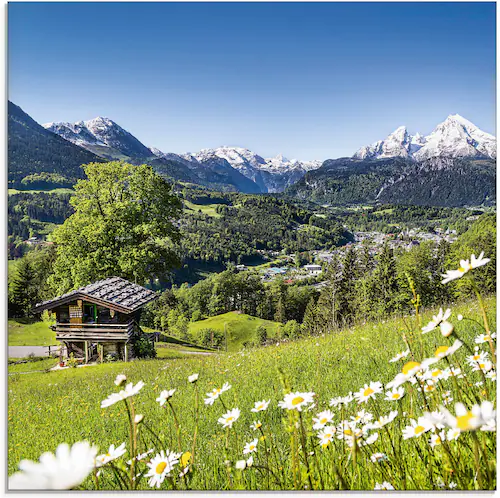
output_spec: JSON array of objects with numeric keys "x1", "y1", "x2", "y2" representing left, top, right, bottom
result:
[{"x1": 354, "y1": 115, "x2": 495, "y2": 161}]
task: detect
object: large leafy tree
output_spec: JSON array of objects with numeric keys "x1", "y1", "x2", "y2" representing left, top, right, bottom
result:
[{"x1": 48, "y1": 162, "x2": 182, "y2": 293}]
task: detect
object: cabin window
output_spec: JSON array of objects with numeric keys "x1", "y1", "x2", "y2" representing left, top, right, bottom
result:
[
  {"x1": 58, "y1": 306, "x2": 69, "y2": 323},
  {"x1": 83, "y1": 304, "x2": 97, "y2": 323}
]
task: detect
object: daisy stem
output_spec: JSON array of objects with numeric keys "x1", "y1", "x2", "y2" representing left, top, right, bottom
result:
[
  {"x1": 191, "y1": 383, "x2": 199, "y2": 467},
  {"x1": 328, "y1": 444, "x2": 347, "y2": 490},
  {"x1": 167, "y1": 399, "x2": 182, "y2": 453},
  {"x1": 258, "y1": 427, "x2": 270, "y2": 489},
  {"x1": 123, "y1": 399, "x2": 135, "y2": 489},
  {"x1": 471, "y1": 432, "x2": 484, "y2": 489},
  {"x1": 298, "y1": 411, "x2": 314, "y2": 490}
]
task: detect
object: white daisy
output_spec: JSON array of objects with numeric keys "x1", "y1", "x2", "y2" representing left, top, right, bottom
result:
[
  {"x1": 367, "y1": 411, "x2": 398, "y2": 430},
  {"x1": 145, "y1": 450, "x2": 181, "y2": 488},
  {"x1": 385, "y1": 387, "x2": 405, "y2": 401},
  {"x1": 95, "y1": 442, "x2": 126, "y2": 467},
  {"x1": 114, "y1": 374, "x2": 127, "y2": 386},
  {"x1": 374, "y1": 481, "x2": 395, "y2": 490},
  {"x1": 251, "y1": 400, "x2": 270, "y2": 413},
  {"x1": 402, "y1": 417, "x2": 433, "y2": 439},
  {"x1": 433, "y1": 340, "x2": 463, "y2": 360},
  {"x1": 441, "y1": 252, "x2": 490, "y2": 284},
  {"x1": 9, "y1": 442, "x2": 98, "y2": 490},
  {"x1": 313, "y1": 410, "x2": 335, "y2": 430},
  {"x1": 101, "y1": 381, "x2": 145, "y2": 408},
  {"x1": 218, "y1": 408, "x2": 241, "y2": 428},
  {"x1": 389, "y1": 349, "x2": 410, "y2": 363},
  {"x1": 204, "y1": 382, "x2": 231, "y2": 406},
  {"x1": 188, "y1": 373, "x2": 199, "y2": 383},
  {"x1": 243, "y1": 439, "x2": 258, "y2": 455},
  {"x1": 156, "y1": 389, "x2": 176, "y2": 406},
  {"x1": 250, "y1": 420, "x2": 262, "y2": 431},
  {"x1": 317, "y1": 426, "x2": 336, "y2": 448},
  {"x1": 278, "y1": 392, "x2": 315, "y2": 411},
  {"x1": 370, "y1": 452, "x2": 388, "y2": 463},
  {"x1": 422, "y1": 308, "x2": 451, "y2": 334},
  {"x1": 354, "y1": 382, "x2": 382, "y2": 404},
  {"x1": 475, "y1": 332, "x2": 497, "y2": 344}
]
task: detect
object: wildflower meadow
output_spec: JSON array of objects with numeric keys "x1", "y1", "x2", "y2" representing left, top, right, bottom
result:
[{"x1": 8, "y1": 253, "x2": 496, "y2": 490}]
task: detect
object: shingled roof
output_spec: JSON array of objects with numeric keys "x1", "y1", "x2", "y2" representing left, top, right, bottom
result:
[{"x1": 33, "y1": 277, "x2": 158, "y2": 314}]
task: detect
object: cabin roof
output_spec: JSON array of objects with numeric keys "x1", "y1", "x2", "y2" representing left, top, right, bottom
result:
[{"x1": 33, "y1": 277, "x2": 158, "y2": 314}]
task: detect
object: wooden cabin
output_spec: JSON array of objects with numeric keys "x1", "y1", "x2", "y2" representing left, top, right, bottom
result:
[{"x1": 33, "y1": 277, "x2": 158, "y2": 363}]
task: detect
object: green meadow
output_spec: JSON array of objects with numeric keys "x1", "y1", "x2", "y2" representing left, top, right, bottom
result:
[
  {"x1": 8, "y1": 319, "x2": 59, "y2": 346},
  {"x1": 8, "y1": 296, "x2": 496, "y2": 490}
]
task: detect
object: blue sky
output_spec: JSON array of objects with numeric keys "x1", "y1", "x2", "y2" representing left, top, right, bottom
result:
[{"x1": 9, "y1": 2, "x2": 496, "y2": 160}]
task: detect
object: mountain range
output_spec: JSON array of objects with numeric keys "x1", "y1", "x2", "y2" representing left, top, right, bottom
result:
[{"x1": 8, "y1": 101, "x2": 497, "y2": 206}]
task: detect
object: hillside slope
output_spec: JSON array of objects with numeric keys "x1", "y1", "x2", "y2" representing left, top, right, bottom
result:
[{"x1": 8, "y1": 101, "x2": 103, "y2": 187}]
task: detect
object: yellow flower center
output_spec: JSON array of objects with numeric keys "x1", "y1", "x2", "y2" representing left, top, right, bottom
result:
[
  {"x1": 226, "y1": 416, "x2": 234, "y2": 422},
  {"x1": 344, "y1": 429, "x2": 352, "y2": 436},
  {"x1": 479, "y1": 363, "x2": 486, "y2": 369},
  {"x1": 156, "y1": 461, "x2": 167, "y2": 474},
  {"x1": 392, "y1": 393, "x2": 401, "y2": 399},
  {"x1": 257, "y1": 404, "x2": 264, "y2": 410},
  {"x1": 363, "y1": 387, "x2": 374, "y2": 397},
  {"x1": 456, "y1": 412, "x2": 474, "y2": 431},
  {"x1": 473, "y1": 354, "x2": 480, "y2": 361},
  {"x1": 402, "y1": 361, "x2": 420, "y2": 375},
  {"x1": 106, "y1": 453, "x2": 110, "y2": 457},
  {"x1": 292, "y1": 396, "x2": 304, "y2": 406},
  {"x1": 181, "y1": 452, "x2": 192, "y2": 468},
  {"x1": 435, "y1": 346, "x2": 449, "y2": 357},
  {"x1": 432, "y1": 370, "x2": 442, "y2": 377},
  {"x1": 256, "y1": 423, "x2": 262, "y2": 428},
  {"x1": 249, "y1": 445, "x2": 255, "y2": 450},
  {"x1": 484, "y1": 335, "x2": 491, "y2": 341},
  {"x1": 435, "y1": 437, "x2": 441, "y2": 445},
  {"x1": 414, "y1": 425, "x2": 426, "y2": 435},
  {"x1": 320, "y1": 417, "x2": 328, "y2": 423}
]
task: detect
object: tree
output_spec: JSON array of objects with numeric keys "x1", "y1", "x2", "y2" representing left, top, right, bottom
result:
[
  {"x1": 256, "y1": 325, "x2": 268, "y2": 345},
  {"x1": 48, "y1": 162, "x2": 182, "y2": 293},
  {"x1": 9, "y1": 258, "x2": 38, "y2": 317}
]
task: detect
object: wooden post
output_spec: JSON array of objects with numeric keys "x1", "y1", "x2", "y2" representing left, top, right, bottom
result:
[
  {"x1": 124, "y1": 343, "x2": 128, "y2": 363},
  {"x1": 84, "y1": 341, "x2": 88, "y2": 364}
]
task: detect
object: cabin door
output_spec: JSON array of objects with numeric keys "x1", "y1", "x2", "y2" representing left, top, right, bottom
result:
[{"x1": 69, "y1": 300, "x2": 83, "y2": 328}]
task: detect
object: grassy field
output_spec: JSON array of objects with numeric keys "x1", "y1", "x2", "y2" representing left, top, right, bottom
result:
[
  {"x1": 188, "y1": 311, "x2": 282, "y2": 351},
  {"x1": 8, "y1": 319, "x2": 59, "y2": 346},
  {"x1": 183, "y1": 200, "x2": 221, "y2": 218},
  {"x1": 8, "y1": 188, "x2": 74, "y2": 195},
  {"x1": 8, "y1": 295, "x2": 496, "y2": 490},
  {"x1": 8, "y1": 357, "x2": 59, "y2": 374}
]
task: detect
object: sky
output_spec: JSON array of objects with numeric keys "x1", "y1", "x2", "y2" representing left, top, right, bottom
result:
[{"x1": 8, "y1": 2, "x2": 496, "y2": 161}]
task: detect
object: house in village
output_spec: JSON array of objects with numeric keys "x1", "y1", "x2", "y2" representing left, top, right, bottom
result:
[{"x1": 34, "y1": 277, "x2": 157, "y2": 363}]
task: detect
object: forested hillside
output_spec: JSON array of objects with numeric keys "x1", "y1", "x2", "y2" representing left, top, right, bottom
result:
[
  {"x1": 8, "y1": 101, "x2": 102, "y2": 188},
  {"x1": 288, "y1": 156, "x2": 496, "y2": 207}
]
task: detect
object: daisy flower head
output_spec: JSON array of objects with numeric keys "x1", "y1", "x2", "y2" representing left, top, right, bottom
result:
[
  {"x1": 278, "y1": 391, "x2": 315, "y2": 411},
  {"x1": 434, "y1": 340, "x2": 463, "y2": 360},
  {"x1": 475, "y1": 332, "x2": 497, "y2": 344},
  {"x1": 156, "y1": 389, "x2": 176, "y2": 407},
  {"x1": 402, "y1": 417, "x2": 433, "y2": 439},
  {"x1": 374, "y1": 482, "x2": 395, "y2": 490},
  {"x1": 389, "y1": 349, "x2": 410, "y2": 363},
  {"x1": 9, "y1": 441, "x2": 98, "y2": 490},
  {"x1": 101, "y1": 381, "x2": 145, "y2": 408},
  {"x1": 188, "y1": 373, "x2": 199, "y2": 383},
  {"x1": 134, "y1": 414, "x2": 144, "y2": 424},
  {"x1": 441, "y1": 252, "x2": 490, "y2": 284},
  {"x1": 471, "y1": 360, "x2": 493, "y2": 373},
  {"x1": 204, "y1": 383, "x2": 231, "y2": 405},
  {"x1": 351, "y1": 409, "x2": 373, "y2": 425},
  {"x1": 313, "y1": 410, "x2": 335, "y2": 430},
  {"x1": 429, "y1": 431, "x2": 446, "y2": 448},
  {"x1": 385, "y1": 387, "x2": 405, "y2": 401},
  {"x1": 438, "y1": 401, "x2": 495, "y2": 431},
  {"x1": 145, "y1": 450, "x2": 181, "y2": 488},
  {"x1": 440, "y1": 321, "x2": 454, "y2": 338},
  {"x1": 447, "y1": 428, "x2": 461, "y2": 441},
  {"x1": 218, "y1": 408, "x2": 241, "y2": 428},
  {"x1": 251, "y1": 400, "x2": 270, "y2": 413},
  {"x1": 243, "y1": 439, "x2": 258, "y2": 455},
  {"x1": 368, "y1": 411, "x2": 398, "y2": 430},
  {"x1": 422, "y1": 308, "x2": 451, "y2": 334},
  {"x1": 317, "y1": 426, "x2": 336, "y2": 448},
  {"x1": 235, "y1": 460, "x2": 246, "y2": 470},
  {"x1": 114, "y1": 374, "x2": 127, "y2": 386},
  {"x1": 466, "y1": 349, "x2": 489, "y2": 367},
  {"x1": 354, "y1": 381, "x2": 383, "y2": 404},
  {"x1": 95, "y1": 442, "x2": 126, "y2": 467},
  {"x1": 250, "y1": 420, "x2": 262, "y2": 431},
  {"x1": 486, "y1": 369, "x2": 497, "y2": 381}
]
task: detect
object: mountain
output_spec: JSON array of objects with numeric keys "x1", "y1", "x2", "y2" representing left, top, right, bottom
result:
[
  {"x1": 180, "y1": 146, "x2": 322, "y2": 193},
  {"x1": 354, "y1": 114, "x2": 496, "y2": 161},
  {"x1": 8, "y1": 101, "x2": 103, "y2": 188},
  {"x1": 44, "y1": 117, "x2": 155, "y2": 161},
  {"x1": 287, "y1": 156, "x2": 496, "y2": 207}
]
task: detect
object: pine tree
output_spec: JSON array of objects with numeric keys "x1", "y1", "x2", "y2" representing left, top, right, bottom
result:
[
  {"x1": 316, "y1": 254, "x2": 342, "y2": 332},
  {"x1": 301, "y1": 296, "x2": 319, "y2": 336},
  {"x1": 9, "y1": 258, "x2": 38, "y2": 317},
  {"x1": 337, "y1": 246, "x2": 358, "y2": 325},
  {"x1": 370, "y1": 243, "x2": 401, "y2": 317}
]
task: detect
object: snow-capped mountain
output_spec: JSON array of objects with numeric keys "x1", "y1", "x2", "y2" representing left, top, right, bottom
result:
[
  {"x1": 44, "y1": 117, "x2": 154, "y2": 160},
  {"x1": 354, "y1": 114, "x2": 496, "y2": 161}
]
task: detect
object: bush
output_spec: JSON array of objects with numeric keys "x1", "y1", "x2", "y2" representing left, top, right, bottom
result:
[
  {"x1": 197, "y1": 328, "x2": 224, "y2": 349},
  {"x1": 256, "y1": 325, "x2": 268, "y2": 345},
  {"x1": 132, "y1": 335, "x2": 157, "y2": 359}
]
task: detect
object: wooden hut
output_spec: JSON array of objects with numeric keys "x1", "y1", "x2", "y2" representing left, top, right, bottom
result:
[{"x1": 33, "y1": 277, "x2": 157, "y2": 363}]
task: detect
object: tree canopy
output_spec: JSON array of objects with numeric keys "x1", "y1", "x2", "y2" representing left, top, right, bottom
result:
[{"x1": 48, "y1": 162, "x2": 182, "y2": 293}]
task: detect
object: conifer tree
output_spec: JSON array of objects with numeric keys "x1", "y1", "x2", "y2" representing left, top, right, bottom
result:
[{"x1": 9, "y1": 258, "x2": 38, "y2": 317}]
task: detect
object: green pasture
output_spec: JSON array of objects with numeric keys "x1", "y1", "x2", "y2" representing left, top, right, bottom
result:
[{"x1": 8, "y1": 297, "x2": 496, "y2": 489}]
